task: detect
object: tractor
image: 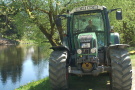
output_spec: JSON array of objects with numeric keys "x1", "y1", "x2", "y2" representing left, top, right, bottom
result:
[{"x1": 49, "y1": 5, "x2": 132, "y2": 90}]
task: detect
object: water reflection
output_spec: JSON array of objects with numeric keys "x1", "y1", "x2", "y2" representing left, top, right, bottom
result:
[
  {"x1": 0, "y1": 45, "x2": 24, "y2": 84},
  {"x1": 0, "y1": 45, "x2": 50, "y2": 90}
]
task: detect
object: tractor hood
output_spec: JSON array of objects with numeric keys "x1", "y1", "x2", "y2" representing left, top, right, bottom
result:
[{"x1": 76, "y1": 32, "x2": 98, "y2": 55}]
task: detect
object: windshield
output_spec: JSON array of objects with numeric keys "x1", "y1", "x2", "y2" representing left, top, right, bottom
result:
[
  {"x1": 73, "y1": 12, "x2": 104, "y2": 34},
  {"x1": 73, "y1": 12, "x2": 105, "y2": 48}
]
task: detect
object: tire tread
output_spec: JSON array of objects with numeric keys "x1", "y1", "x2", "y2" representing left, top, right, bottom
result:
[{"x1": 110, "y1": 48, "x2": 132, "y2": 90}]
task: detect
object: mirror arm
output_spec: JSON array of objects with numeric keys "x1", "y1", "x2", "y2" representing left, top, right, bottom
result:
[
  {"x1": 108, "y1": 8, "x2": 122, "y2": 13},
  {"x1": 57, "y1": 15, "x2": 67, "y2": 18}
]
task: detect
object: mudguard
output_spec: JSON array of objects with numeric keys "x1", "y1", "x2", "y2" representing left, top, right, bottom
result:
[
  {"x1": 50, "y1": 45, "x2": 70, "y2": 51},
  {"x1": 108, "y1": 44, "x2": 129, "y2": 49}
]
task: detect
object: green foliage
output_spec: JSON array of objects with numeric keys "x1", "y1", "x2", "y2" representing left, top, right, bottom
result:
[
  {"x1": 0, "y1": 0, "x2": 22, "y2": 39},
  {"x1": 1, "y1": 0, "x2": 135, "y2": 45}
]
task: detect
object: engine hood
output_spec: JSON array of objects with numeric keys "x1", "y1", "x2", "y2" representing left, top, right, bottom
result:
[
  {"x1": 78, "y1": 33, "x2": 96, "y2": 42},
  {"x1": 76, "y1": 32, "x2": 98, "y2": 55}
]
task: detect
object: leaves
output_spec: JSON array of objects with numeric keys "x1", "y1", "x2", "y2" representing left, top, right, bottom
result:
[{"x1": 1, "y1": 0, "x2": 135, "y2": 46}]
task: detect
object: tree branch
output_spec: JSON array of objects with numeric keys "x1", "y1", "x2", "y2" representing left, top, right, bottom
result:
[
  {"x1": 34, "y1": 7, "x2": 49, "y2": 14},
  {"x1": 64, "y1": 0, "x2": 72, "y2": 7},
  {"x1": 59, "y1": 0, "x2": 72, "y2": 15}
]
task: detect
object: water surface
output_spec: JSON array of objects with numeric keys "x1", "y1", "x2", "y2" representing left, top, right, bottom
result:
[{"x1": 0, "y1": 45, "x2": 50, "y2": 90}]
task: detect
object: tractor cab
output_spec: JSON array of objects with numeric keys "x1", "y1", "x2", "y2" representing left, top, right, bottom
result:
[{"x1": 72, "y1": 6, "x2": 105, "y2": 49}]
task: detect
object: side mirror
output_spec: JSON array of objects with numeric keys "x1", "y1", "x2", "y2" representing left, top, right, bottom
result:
[
  {"x1": 55, "y1": 15, "x2": 66, "y2": 27},
  {"x1": 55, "y1": 18, "x2": 62, "y2": 27},
  {"x1": 116, "y1": 11, "x2": 122, "y2": 20}
]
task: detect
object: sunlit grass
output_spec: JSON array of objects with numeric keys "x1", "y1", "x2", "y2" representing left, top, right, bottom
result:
[
  {"x1": 131, "y1": 55, "x2": 135, "y2": 66},
  {"x1": 15, "y1": 77, "x2": 50, "y2": 90},
  {"x1": 128, "y1": 47, "x2": 135, "y2": 66},
  {"x1": 131, "y1": 55, "x2": 135, "y2": 59}
]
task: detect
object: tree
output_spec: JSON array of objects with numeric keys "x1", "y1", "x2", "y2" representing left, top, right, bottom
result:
[
  {"x1": 0, "y1": 0, "x2": 22, "y2": 39},
  {"x1": 19, "y1": 0, "x2": 73, "y2": 46},
  {"x1": 1, "y1": 0, "x2": 135, "y2": 46}
]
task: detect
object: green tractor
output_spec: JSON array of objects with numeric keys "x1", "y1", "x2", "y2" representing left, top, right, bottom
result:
[{"x1": 49, "y1": 5, "x2": 132, "y2": 90}]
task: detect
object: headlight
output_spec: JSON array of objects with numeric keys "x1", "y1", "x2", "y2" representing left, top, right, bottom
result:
[
  {"x1": 91, "y1": 48, "x2": 96, "y2": 53},
  {"x1": 77, "y1": 49, "x2": 82, "y2": 54},
  {"x1": 81, "y1": 43, "x2": 90, "y2": 48}
]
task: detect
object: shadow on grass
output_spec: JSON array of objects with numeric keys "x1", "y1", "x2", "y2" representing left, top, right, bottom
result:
[
  {"x1": 20, "y1": 73, "x2": 110, "y2": 90},
  {"x1": 68, "y1": 73, "x2": 111, "y2": 90}
]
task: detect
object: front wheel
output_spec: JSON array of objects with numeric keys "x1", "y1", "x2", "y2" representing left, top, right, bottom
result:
[
  {"x1": 49, "y1": 50, "x2": 68, "y2": 90},
  {"x1": 110, "y1": 48, "x2": 132, "y2": 90}
]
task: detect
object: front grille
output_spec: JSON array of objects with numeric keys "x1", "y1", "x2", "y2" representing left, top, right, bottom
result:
[
  {"x1": 82, "y1": 48, "x2": 91, "y2": 54},
  {"x1": 78, "y1": 35, "x2": 96, "y2": 54}
]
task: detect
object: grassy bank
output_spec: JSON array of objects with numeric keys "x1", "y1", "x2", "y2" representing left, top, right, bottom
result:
[
  {"x1": 15, "y1": 77, "x2": 50, "y2": 90},
  {"x1": 16, "y1": 54, "x2": 135, "y2": 90}
]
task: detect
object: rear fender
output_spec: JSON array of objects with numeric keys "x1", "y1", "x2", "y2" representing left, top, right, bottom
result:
[{"x1": 106, "y1": 44, "x2": 129, "y2": 65}]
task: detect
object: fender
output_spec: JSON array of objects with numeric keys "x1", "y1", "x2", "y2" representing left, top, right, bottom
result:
[
  {"x1": 108, "y1": 44, "x2": 129, "y2": 49},
  {"x1": 50, "y1": 45, "x2": 70, "y2": 63},
  {"x1": 106, "y1": 44, "x2": 129, "y2": 65},
  {"x1": 50, "y1": 45, "x2": 70, "y2": 51}
]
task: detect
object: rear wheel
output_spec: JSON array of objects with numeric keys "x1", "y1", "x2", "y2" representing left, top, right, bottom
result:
[
  {"x1": 110, "y1": 48, "x2": 132, "y2": 90},
  {"x1": 49, "y1": 50, "x2": 68, "y2": 90}
]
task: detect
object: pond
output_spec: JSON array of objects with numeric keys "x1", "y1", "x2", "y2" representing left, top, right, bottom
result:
[{"x1": 0, "y1": 44, "x2": 51, "y2": 90}]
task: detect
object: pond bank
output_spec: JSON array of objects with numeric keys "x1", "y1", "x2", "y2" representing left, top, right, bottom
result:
[
  {"x1": 0, "y1": 38, "x2": 19, "y2": 45},
  {"x1": 15, "y1": 77, "x2": 50, "y2": 90},
  {"x1": 0, "y1": 45, "x2": 49, "y2": 90}
]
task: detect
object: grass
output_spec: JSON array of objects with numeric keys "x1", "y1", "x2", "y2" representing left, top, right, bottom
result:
[
  {"x1": 16, "y1": 73, "x2": 110, "y2": 90},
  {"x1": 16, "y1": 55, "x2": 135, "y2": 90},
  {"x1": 131, "y1": 54, "x2": 135, "y2": 59},
  {"x1": 15, "y1": 77, "x2": 50, "y2": 90},
  {"x1": 68, "y1": 73, "x2": 110, "y2": 90},
  {"x1": 128, "y1": 47, "x2": 135, "y2": 51},
  {"x1": 131, "y1": 54, "x2": 135, "y2": 66}
]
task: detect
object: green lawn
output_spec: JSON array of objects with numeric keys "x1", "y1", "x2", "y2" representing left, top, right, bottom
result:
[
  {"x1": 131, "y1": 54, "x2": 135, "y2": 59},
  {"x1": 15, "y1": 77, "x2": 50, "y2": 90},
  {"x1": 131, "y1": 54, "x2": 135, "y2": 66},
  {"x1": 16, "y1": 54, "x2": 135, "y2": 90},
  {"x1": 16, "y1": 74, "x2": 110, "y2": 90}
]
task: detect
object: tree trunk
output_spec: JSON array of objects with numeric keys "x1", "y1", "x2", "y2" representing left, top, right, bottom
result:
[
  {"x1": 38, "y1": 24, "x2": 59, "y2": 46},
  {"x1": 56, "y1": 26, "x2": 63, "y2": 41}
]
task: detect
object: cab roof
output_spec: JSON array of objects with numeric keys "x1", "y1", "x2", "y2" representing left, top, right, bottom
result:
[{"x1": 70, "y1": 5, "x2": 105, "y2": 14}]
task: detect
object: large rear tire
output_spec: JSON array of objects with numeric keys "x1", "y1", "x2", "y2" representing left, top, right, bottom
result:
[
  {"x1": 49, "y1": 51, "x2": 68, "y2": 90},
  {"x1": 110, "y1": 48, "x2": 132, "y2": 90}
]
